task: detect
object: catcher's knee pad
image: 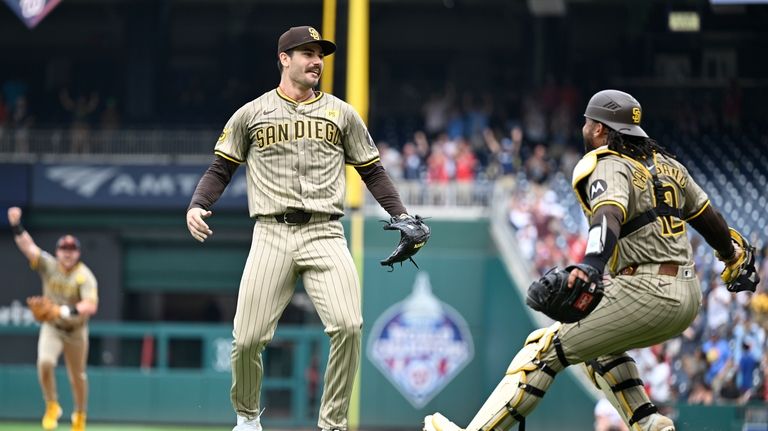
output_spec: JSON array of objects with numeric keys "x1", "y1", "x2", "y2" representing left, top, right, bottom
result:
[
  {"x1": 463, "y1": 323, "x2": 570, "y2": 431},
  {"x1": 585, "y1": 354, "x2": 659, "y2": 430}
]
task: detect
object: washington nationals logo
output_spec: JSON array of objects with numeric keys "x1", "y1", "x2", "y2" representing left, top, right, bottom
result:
[
  {"x1": 632, "y1": 107, "x2": 642, "y2": 124},
  {"x1": 308, "y1": 27, "x2": 320, "y2": 40},
  {"x1": 367, "y1": 272, "x2": 474, "y2": 408}
]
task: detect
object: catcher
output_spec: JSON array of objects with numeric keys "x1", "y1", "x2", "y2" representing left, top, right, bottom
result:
[
  {"x1": 424, "y1": 89, "x2": 758, "y2": 431},
  {"x1": 7, "y1": 207, "x2": 98, "y2": 431}
]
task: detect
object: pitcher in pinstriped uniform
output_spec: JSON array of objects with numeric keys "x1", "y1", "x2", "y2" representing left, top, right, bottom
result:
[
  {"x1": 185, "y1": 26, "x2": 412, "y2": 431},
  {"x1": 423, "y1": 90, "x2": 754, "y2": 431}
]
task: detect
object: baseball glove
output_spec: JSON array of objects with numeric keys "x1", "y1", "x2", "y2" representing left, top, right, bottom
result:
[
  {"x1": 26, "y1": 296, "x2": 60, "y2": 322},
  {"x1": 380, "y1": 214, "x2": 430, "y2": 270},
  {"x1": 717, "y1": 228, "x2": 760, "y2": 293},
  {"x1": 526, "y1": 264, "x2": 604, "y2": 323}
]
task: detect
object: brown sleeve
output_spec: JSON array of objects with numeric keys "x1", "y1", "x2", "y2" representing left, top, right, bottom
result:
[
  {"x1": 187, "y1": 156, "x2": 240, "y2": 211},
  {"x1": 355, "y1": 161, "x2": 407, "y2": 217},
  {"x1": 687, "y1": 204, "x2": 735, "y2": 260}
]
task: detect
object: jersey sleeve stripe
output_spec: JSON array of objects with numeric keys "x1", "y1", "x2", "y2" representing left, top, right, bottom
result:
[
  {"x1": 347, "y1": 157, "x2": 380, "y2": 168},
  {"x1": 215, "y1": 150, "x2": 244, "y2": 164},
  {"x1": 684, "y1": 200, "x2": 711, "y2": 221},
  {"x1": 592, "y1": 200, "x2": 628, "y2": 222}
]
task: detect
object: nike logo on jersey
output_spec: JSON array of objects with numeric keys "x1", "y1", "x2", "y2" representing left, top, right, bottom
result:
[
  {"x1": 263, "y1": 108, "x2": 277, "y2": 115},
  {"x1": 589, "y1": 179, "x2": 607, "y2": 200}
]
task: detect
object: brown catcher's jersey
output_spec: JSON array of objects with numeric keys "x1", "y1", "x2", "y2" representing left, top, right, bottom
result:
[
  {"x1": 572, "y1": 146, "x2": 710, "y2": 274},
  {"x1": 214, "y1": 88, "x2": 380, "y2": 217},
  {"x1": 32, "y1": 251, "x2": 98, "y2": 327}
]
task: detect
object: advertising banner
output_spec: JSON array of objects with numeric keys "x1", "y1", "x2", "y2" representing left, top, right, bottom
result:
[{"x1": 31, "y1": 163, "x2": 248, "y2": 210}]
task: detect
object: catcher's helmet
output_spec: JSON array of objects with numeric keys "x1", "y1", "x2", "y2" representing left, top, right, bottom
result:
[{"x1": 584, "y1": 89, "x2": 647, "y2": 137}]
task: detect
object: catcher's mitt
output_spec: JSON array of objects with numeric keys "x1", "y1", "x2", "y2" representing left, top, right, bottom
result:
[
  {"x1": 380, "y1": 214, "x2": 430, "y2": 270},
  {"x1": 526, "y1": 264, "x2": 604, "y2": 323},
  {"x1": 717, "y1": 228, "x2": 759, "y2": 293},
  {"x1": 26, "y1": 296, "x2": 60, "y2": 322}
]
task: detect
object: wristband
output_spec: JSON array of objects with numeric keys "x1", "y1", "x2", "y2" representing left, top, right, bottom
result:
[
  {"x1": 11, "y1": 223, "x2": 25, "y2": 236},
  {"x1": 60, "y1": 305, "x2": 79, "y2": 319}
]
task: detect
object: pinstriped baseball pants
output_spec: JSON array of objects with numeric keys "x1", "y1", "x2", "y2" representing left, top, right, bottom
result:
[
  {"x1": 541, "y1": 263, "x2": 701, "y2": 365},
  {"x1": 231, "y1": 217, "x2": 362, "y2": 430}
]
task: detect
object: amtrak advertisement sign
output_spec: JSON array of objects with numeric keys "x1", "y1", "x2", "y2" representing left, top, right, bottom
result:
[
  {"x1": 32, "y1": 164, "x2": 248, "y2": 209},
  {"x1": 367, "y1": 272, "x2": 474, "y2": 408}
]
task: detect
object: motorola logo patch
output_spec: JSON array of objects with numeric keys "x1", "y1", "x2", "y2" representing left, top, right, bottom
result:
[{"x1": 589, "y1": 179, "x2": 608, "y2": 200}]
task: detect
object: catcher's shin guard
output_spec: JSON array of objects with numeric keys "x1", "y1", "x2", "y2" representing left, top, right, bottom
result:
[
  {"x1": 583, "y1": 354, "x2": 668, "y2": 430},
  {"x1": 425, "y1": 323, "x2": 570, "y2": 431}
]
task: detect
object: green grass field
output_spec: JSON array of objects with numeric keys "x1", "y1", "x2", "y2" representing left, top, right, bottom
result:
[{"x1": 0, "y1": 423, "x2": 230, "y2": 431}]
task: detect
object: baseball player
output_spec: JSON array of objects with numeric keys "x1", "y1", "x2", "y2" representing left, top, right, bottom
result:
[
  {"x1": 423, "y1": 89, "x2": 758, "y2": 431},
  {"x1": 185, "y1": 26, "x2": 413, "y2": 431},
  {"x1": 7, "y1": 207, "x2": 98, "y2": 431}
]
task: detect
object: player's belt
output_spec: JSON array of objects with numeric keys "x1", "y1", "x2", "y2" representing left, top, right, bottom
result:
[
  {"x1": 618, "y1": 262, "x2": 679, "y2": 277},
  {"x1": 273, "y1": 211, "x2": 342, "y2": 225}
]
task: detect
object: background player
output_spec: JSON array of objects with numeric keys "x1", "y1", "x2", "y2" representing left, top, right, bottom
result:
[
  {"x1": 423, "y1": 89, "x2": 757, "y2": 431},
  {"x1": 185, "y1": 25, "x2": 417, "y2": 431},
  {"x1": 7, "y1": 207, "x2": 98, "y2": 431}
]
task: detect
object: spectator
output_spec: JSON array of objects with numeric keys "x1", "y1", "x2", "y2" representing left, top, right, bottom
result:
[
  {"x1": 702, "y1": 328, "x2": 731, "y2": 385},
  {"x1": 59, "y1": 88, "x2": 100, "y2": 153},
  {"x1": 402, "y1": 141, "x2": 424, "y2": 181},
  {"x1": 705, "y1": 279, "x2": 732, "y2": 334},
  {"x1": 737, "y1": 341, "x2": 759, "y2": 396},
  {"x1": 524, "y1": 144, "x2": 553, "y2": 184},
  {"x1": 593, "y1": 397, "x2": 628, "y2": 431},
  {"x1": 646, "y1": 348, "x2": 673, "y2": 404},
  {"x1": 426, "y1": 138, "x2": 451, "y2": 184},
  {"x1": 422, "y1": 86, "x2": 455, "y2": 137},
  {"x1": 453, "y1": 138, "x2": 477, "y2": 182},
  {"x1": 378, "y1": 142, "x2": 403, "y2": 180},
  {"x1": 687, "y1": 373, "x2": 714, "y2": 405},
  {"x1": 10, "y1": 95, "x2": 33, "y2": 153}
]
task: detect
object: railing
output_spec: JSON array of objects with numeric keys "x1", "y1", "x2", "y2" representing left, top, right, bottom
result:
[
  {"x1": 0, "y1": 322, "x2": 329, "y2": 426},
  {"x1": 0, "y1": 128, "x2": 218, "y2": 159}
]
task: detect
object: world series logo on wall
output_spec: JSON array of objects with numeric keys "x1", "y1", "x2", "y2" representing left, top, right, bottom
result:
[{"x1": 367, "y1": 272, "x2": 474, "y2": 408}]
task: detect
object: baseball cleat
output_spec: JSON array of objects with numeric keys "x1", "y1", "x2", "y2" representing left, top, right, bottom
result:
[
  {"x1": 424, "y1": 413, "x2": 464, "y2": 431},
  {"x1": 70, "y1": 411, "x2": 86, "y2": 431},
  {"x1": 639, "y1": 413, "x2": 675, "y2": 431},
  {"x1": 232, "y1": 414, "x2": 262, "y2": 431},
  {"x1": 42, "y1": 401, "x2": 62, "y2": 430}
]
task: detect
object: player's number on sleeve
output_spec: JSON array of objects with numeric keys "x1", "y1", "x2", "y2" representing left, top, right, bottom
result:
[{"x1": 659, "y1": 182, "x2": 685, "y2": 236}]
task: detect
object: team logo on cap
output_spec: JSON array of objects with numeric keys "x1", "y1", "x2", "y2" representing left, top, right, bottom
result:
[
  {"x1": 367, "y1": 272, "x2": 474, "y2": 408},
  {"x1": 308, "y1": 27, "x2": 320, "y2": 40},
  {"x1": 632, "y1": 107, "x2": 641, "y2": 124}
]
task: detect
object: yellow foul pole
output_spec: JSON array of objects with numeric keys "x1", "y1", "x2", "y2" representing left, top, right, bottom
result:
[
  {"x1": 345, "y1": 0, "x2": 369, "y2": 429},
  {"x1": 320, "y1": 0, "x2": 336, "y2": 95}
]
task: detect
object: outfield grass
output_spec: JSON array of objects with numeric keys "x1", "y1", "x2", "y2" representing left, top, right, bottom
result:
[{"x1": 0, "y1": 423, "x2": 229, "y2": 431}]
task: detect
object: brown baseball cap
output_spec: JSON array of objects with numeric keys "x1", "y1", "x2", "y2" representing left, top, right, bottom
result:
[{"x1": 277, "y1": 26, "x2": 336, "y2": 56}]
